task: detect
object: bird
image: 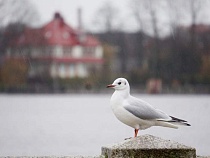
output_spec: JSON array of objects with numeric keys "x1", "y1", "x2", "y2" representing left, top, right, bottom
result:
[{"x1": 107, "y1": 77, "x2": 190, "y2": 138}]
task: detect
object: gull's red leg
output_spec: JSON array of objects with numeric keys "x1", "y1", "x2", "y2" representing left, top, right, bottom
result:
[{"x1": 134, "y1": 129, "x2": 139, "y2": 137}]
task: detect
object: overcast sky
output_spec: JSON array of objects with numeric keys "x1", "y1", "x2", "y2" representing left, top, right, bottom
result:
[
  {"x1": 30, "y1": 0, "x2": 210, "y2": 36},
  {"x1": 30, "y1": 0, "x2": 136, "y2": 31}
]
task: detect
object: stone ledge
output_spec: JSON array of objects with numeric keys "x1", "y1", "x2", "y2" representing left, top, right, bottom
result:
[{"x1": 101, "y1": 134, "x2": 196, "y2": 158}]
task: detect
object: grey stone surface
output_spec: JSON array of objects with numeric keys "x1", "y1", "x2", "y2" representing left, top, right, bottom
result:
[{"x1": 101, "y1": 134, "x2": 196, "y2": 158}]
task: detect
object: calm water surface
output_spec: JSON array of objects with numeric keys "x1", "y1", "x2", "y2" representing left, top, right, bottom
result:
[{"x1": 0, "y1": 94, "x2": 209, "y2": 156}]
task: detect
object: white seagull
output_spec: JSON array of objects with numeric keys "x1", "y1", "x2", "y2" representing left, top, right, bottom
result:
[{"x1": 107, "y1": 78, "x2": 190, "y2": 137}]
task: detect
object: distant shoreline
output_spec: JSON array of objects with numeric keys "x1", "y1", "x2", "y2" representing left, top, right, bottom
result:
[{"x1": 0, "y1": 84, "x2": 210, "y2": 94}]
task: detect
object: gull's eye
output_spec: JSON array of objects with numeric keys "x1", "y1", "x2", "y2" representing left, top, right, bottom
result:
[{"x1": 118, "y1": 82, "x2": 121, "y2": 85}]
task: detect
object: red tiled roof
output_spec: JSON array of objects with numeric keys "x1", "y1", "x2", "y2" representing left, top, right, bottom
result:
[
  {"x1": 13, "y1": 12, "x2": 100, "y2": 47},
  {"x1": 82, "y1": 35, "x2": 100, "y2": 46},
  {"x1": 15, "y1": 28, "x2": 46, "y2": 46}
]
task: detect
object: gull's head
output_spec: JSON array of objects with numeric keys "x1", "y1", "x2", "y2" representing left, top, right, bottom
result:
[{"x1": 107, "y1": 78, "x2": 130, "y2": 91}]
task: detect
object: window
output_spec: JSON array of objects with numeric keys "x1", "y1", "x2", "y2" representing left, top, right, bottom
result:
[
  {"x1": 59, "y1": 64, "x2": 66, "y2": 78},
  {"x1": 69, "y1": 64, "x2": 75, "y2": 78}
]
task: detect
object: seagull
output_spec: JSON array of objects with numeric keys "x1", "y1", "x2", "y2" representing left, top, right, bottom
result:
[{"x1": 107, "y1": 78, "x2": 190, "y2": 137}]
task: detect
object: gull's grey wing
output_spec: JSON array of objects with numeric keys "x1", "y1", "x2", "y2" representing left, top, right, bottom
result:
[{"x1": 123, "y1": 96, "x2": 171, "y2": 120}]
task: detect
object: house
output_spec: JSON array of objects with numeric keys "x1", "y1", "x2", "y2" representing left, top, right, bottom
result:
[{"x1": 5, "y1": 12, "x2": 103, "y2": 79}]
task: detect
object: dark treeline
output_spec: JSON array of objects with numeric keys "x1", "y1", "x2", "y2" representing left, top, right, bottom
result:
[{"x1": 94, "y1": 24, "x2": 210, "y2": 88}]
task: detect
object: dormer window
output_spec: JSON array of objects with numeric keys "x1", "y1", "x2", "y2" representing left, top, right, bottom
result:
[
  {"x1": 45, "y1": 31, "x2": 52, "y2": 38},
  {"x1": 63, "y1": 32, "x2": 69, "y2": 39}
]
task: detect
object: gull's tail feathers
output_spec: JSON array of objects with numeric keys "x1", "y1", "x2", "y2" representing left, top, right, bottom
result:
[
  {"x1": 169, "y1": 121, "x2": 191, "y2": 126},
  {"x1": 155, "y1": 116, "x2": 191, "y2": 128},
  {"x1": 168, "y1": 116, "x2": 191, "y2": 126}
]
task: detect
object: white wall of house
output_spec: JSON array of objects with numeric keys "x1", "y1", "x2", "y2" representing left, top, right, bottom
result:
[
  {"x1": 63, "y1": 47, "x2": 72, "y2": 57},
  {"x1": 53, "y1": 45, "x2": 63, "y2": 57},
  {"x1": 95, "y1": 46, "x2": 103, "y2": 58},
  {"x1": 50, "y1": 63, "x2": 57, "y2": 78},
  {"x1": 50, "y1": 62, "x2": 88, "y2": 78},
  {"x1": 76, "y1": 63, "x2": 88, "y2": 78},
  {"x1": 68, "y1": 64, "x2": 75, "y2": 77},
  {"x1": 59, "y1": 63, "x2": 66, "y2": 78},
  {"x1": 72, "y1": 46, "x2": 83, "y2": 58}
]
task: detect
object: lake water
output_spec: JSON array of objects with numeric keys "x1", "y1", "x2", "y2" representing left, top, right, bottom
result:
[{"x1": 0, "y1": 94, "x2": 209, "y2": 156}]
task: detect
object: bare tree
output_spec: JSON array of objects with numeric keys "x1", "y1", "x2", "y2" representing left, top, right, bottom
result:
[
  {"x1": 186, "y1": 0, "x2": 205, "y2": 25},
  {"x1": 166, "y1": 0, "x2": 184, "y2": 34},
  {"x1": 130, "y1": 0, "x2": 146, "y2": 32},
  {"x1": 130, "y1": 0, "x2": 166, "y2": 77},
  {"x1": 0, "y1": 0, "x2": 40, "y2": 55},
  {"x1": 0, "y1": 0, "x2": 40, "y2": 28},
  {"x1": 164, "y1": 0, "x2": 208, "y2": 82},
  {"x1": 94, "y1": 2, "x2": 121, "y2": 32},
  {"x1": 130, "y1": 0, "x2": 166, "y2": 37},
  {"x1": 187, "y1": 0, "x2": 207, "y2": 75},
  {"x1": 187, "y1": 0, "x2": 207, "y2": 45}
]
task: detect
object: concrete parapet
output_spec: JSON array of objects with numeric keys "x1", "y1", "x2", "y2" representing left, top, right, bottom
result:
[{"x1": 101, "y1": 134, "x2": 196, "y2": 158}]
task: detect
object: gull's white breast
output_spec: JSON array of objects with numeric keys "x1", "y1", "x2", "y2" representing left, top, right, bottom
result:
[{"x1": 110, "y1": 93, "x2": 154, "y2": 130}]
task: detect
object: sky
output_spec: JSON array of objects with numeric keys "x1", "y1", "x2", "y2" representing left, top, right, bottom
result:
[
  {"x1": 30, "y1": 0, "x2": 136, "y2": 32},
  {"x1": 30, "y1": 0, "x2": 210, "y2": 36}
]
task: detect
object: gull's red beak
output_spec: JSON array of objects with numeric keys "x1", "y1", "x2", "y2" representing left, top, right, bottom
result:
[{"x1": 107, "y1": 84, "x2": 115, "y2": 88}]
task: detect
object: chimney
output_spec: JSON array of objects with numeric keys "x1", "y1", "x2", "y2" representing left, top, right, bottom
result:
[
  {"x1": 77, "y1": 8, "x2": 82, "y2": 31},
  {"x1": 54, "y1": 12, "x2": 64, "y2": 27},
  {"x1": 54, "y1": 12, "x2": 62, "y2": 19},
  {"x1": 77, "y1": 7, "x2": 85, "y2": 43}
]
